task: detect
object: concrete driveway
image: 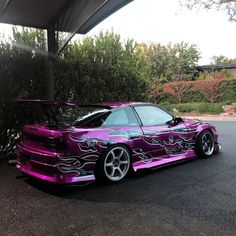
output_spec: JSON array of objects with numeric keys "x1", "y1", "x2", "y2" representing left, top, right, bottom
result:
[{"x1": 0, "y1": 121, "x2": 236, "y2": 236}]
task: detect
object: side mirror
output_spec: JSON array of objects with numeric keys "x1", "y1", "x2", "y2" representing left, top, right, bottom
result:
[{"x1": 174, "y1": 117, "x2": 183, "y2": 124}]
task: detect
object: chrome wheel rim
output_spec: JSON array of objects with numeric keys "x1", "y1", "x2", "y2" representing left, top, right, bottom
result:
[
  {"x1": 202, "y1": 133, "x2": 214, "y2": 155},
  {"x1": 104, "y1": 147, "x2": 130, "y2": 182}
]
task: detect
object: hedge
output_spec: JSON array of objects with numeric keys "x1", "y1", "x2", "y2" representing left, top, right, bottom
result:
[
  {"x1": 160, "y1": 102, "x2": 224, "y2": 115},
  {"x1": 149, "y1": 78, "x2": 236, "y2": 104}
]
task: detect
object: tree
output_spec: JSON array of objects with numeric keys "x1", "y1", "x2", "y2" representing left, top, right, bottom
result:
[
  {"x1": 56, "y1": 31, "x2": 149, "y2": 103},
  {"x1": 180, "y1": 0, "x2": 236, "y2": 21},
  {"x1": 211, "y1": 55, "x2": 236, "y2": 64},
  {"x1": 148, "y1": 80, "x2": 163, "y2": 103},
  {"x1": 194, "y1": 78, "x2": 225, "y2": 102},
  {"x1": 0, "y1": 27, "x2": 46, "y2": 156},
  {"x1": 163, "y1": 80, "x2": 192, "y2": 103},
  {"x1": 147, "y1": 42, "x2": 200, "y2": 83},
  {"x1": 0, "y1": 29, "x2": 151, "y2": 157}
]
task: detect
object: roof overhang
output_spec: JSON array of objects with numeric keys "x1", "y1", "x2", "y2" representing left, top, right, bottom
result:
[
  {"x1": 0, "y1": 0, "x2": 134, "y2": 99},
  {"x1": 0, "y1": 0, "x2": 133, "y2": 34},
  {"x1": 197, "y1": 64, "x2": 236, "y2": 71}
]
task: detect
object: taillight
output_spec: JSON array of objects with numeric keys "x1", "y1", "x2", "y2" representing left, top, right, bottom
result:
[{"x1": 44, "y1": 137, "x2": 67, "y2": 152}]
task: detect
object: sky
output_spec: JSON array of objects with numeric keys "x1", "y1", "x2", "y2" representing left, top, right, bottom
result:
[{"x1": 0, "y1": 0, "x2": 235, "y2": 65}]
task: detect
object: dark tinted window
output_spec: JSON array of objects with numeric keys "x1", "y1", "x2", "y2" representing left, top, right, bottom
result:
[{"x1": 134, "y1": 105, "x2": 172, "y2": 126}]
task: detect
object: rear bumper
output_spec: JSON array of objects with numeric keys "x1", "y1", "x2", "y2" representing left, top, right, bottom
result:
[
  {"x1": 16, "y1": 144, "x2": 95, "y2": 184},
  {"x1": 16, "y1": 163, "x2": 95, "y2": 184}
]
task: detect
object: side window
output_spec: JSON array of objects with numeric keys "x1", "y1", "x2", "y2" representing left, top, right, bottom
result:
[
  {"x1": 102, "y1": 107, "x2": 138, "y2": 127},
  {"x1": 134, "y1": 105, "x2": 172, "y2": 126}
]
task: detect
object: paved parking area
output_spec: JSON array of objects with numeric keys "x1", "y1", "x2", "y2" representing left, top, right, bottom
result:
[{"x1": 0, "y1": 121, "x2": 236, "y2": 236}]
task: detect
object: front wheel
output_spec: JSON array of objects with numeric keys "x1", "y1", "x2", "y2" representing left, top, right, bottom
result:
[
  {"x1": 195, "y1": 130, "x2": 215, "y2": 158},
  {"x1": 95, "y1": 145, "x2": 131, "y2": 184}
]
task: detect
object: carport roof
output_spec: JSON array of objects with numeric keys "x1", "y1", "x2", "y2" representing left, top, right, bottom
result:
[
  {"x1": 0, "y1": 0, "x2": 134, "y2": 100},
  {"x1": 0, "y1": 0, "x2": 133, "y2": 34}
]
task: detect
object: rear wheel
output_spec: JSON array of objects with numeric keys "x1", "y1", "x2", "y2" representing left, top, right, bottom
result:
[
  {"x1": 95, "y1": 145, "x2": 131, "y2": 184},
  {"x1": 195, "y1": 130, "x2": 215, "y2": 158}
]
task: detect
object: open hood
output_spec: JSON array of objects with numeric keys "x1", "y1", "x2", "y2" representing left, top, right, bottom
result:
[{"x1": 15, "y1": 99, "x2": 76, "y2": 129}]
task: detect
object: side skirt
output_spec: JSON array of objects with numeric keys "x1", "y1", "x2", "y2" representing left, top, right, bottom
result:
[{"x1": 132, "y1": 150, "x2": 197, "y2": 172}]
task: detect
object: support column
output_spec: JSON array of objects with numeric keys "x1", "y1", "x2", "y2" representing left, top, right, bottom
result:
[{"x1": 46, "y1": 27, "x2": 57, "y2": 100}]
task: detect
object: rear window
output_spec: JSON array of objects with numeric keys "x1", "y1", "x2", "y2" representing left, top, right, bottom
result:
[{"x1": 73, "y1": 106, "x2": 139, "y2": 127}]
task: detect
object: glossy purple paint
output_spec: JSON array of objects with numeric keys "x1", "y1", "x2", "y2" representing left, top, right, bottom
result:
[{"x1": 16, "y1": 102, "x2": 220, "y2": 184}]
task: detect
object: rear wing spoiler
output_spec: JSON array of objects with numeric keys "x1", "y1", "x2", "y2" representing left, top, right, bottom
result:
[
  {"x1": 14, "y1": 99, "x2": 76, "y2": 127},
  {"x1": 14, "y1": 99, "x2": 76, "y2": 107}
]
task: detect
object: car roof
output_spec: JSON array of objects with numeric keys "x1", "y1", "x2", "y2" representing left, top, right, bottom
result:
[
  {"x1": 15, "y1": 100, "x2": 154, "y2": 109},
  {"x1": 92, "y1": 101, "x2": 152, "y2": 109}
]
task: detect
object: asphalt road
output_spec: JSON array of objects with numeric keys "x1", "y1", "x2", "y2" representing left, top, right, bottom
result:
[{"x1": 0, "y1": 121, "x2": 236, "y2": 236}]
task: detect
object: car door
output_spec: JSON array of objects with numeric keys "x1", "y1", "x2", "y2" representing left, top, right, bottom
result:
[
  {"x1": 133, "y1": 105, "x2": 190, "y2": 160},
  {"x1": 100, "y1": 106, "x2": 144, "y2": 150},
  {"x1": 168, "y1": 120, "x2": 194, "y2": 154}
]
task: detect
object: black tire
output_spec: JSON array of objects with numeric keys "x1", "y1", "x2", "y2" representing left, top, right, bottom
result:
[
  {"x1": 94, "y1": 144, "x2": 131, "y2": 184},
  {"x1": 195, "y1": 130, "x2": 215, "y2": 158},
  {"x1": 213, "y1": 143, "x2": 221, "y2": 155}
]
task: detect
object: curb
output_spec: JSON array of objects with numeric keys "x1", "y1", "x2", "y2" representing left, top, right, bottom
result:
[{"x1": 182, "y1": 115, "x2": 236, "y2": 121}]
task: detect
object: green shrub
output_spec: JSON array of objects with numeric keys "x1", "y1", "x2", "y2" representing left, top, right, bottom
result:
[
  {"x1": 153, "y1": 78, "x2": 236, "y2": 104},
  {"x1": 177, "y1": 104, "x2": 194, "y2": 113},
  {"x1": 160, "y1": 102, "x2": 223, "y2": 115},
  {"x1": 182, "y1": 89, "x2": 206, "y2": 103},
  {"x1": 160, "y1": 103, "x2": 173, "y2": 113},
  {"x1": 197, "y1": 103, "x2": 223, "y2": 114},
  {"x1": 221, "y1": 80, "x2": 236, "y2": 102}
]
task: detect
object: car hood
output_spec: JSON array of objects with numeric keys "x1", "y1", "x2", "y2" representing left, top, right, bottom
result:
[{"x1": 182, "y1": 118, "x2": 202, "y2": 125}]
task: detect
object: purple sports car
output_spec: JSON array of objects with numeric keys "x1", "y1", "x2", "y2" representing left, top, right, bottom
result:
[{"x1": 16, "y1": 100, "x2": 220, "y2": 184}]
